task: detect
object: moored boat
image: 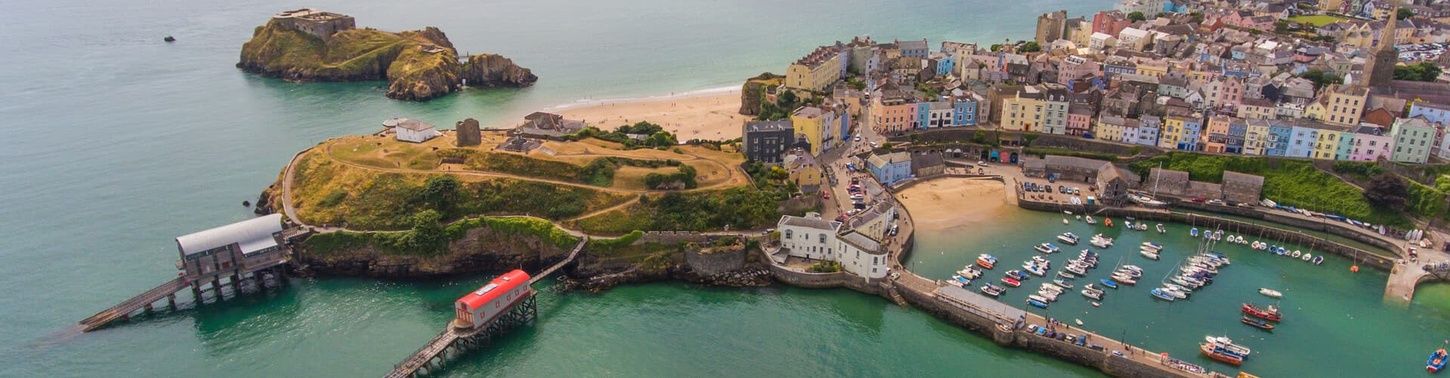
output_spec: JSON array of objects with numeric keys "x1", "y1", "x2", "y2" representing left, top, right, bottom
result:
[
  {"x1": 1312, "y1": 255, "x2": 1325, "y2": 265},
  {"x1": 1200, "y1": 342, "x2": 1245, "y2": 366},
  {"x1": 1258, "y1": 288, "x2": 1283, "y2": 299},
  {"x1": 977, "y1": 254, "x2": 998, "y2": 269},
  {"x1": 1428, "y1": 348, "x2": 1447, "y2": 373},
  {"x1": 1081, "y1": 287, "x2": 1104, "y2": 300},
  {"x1": 1111, "y1": 273, "x2": 1137, "y2": 285},
  {"x1": 980, "y1": 284, "x2": 1006, "y2": 297},
  {"x1": 1056, "y1": 270, "x2": 1077, "y2": 279},
  {"x1": 1301, "y1": 252, "x2": 1312, "y2": 262},
  {"x1": 1140, "y1": 249, "x2": 1160, "y2": 260},
  {"x1": 1141, "y1": 242, "x2": 1163, "y2": 251},
  {"x1": 1159, "y1": 286, "x2": 1187, "y2": 299},
  {"x1": 1057, "y1": 232, "x2": 1079, "y2": 245},
  {"x1": 1034, "y1": 243, "x2": 1061, "y2": 254},
  {"x1": 1241, "y1": 316, "x2": 1275, "y2": 332},
  {"x1": 947, "y1": 278, "x2": 966, "y2": 288},
  {"x1": 1241, "y1": 303, "x2": 1282, "y2": 322},
  {"x1": 1156, "y1": 224, "x2": 1166, "y2": 233},
  {"x1": 1001, "y1": 276, "x2": 1021, "y2": 287},
  {"x1": 1026, "y1": 297, "x2": 1049, "y2": 309},
  {"x1": 1052, "y1": 279, "x2": 1074, "y2": 289},
  {"x1": 1099, "y1": 278, "x2": 1119, "y2": 289},
  {"x1": 1150, "y1": 288, "x2": 1176, "y2": 301},
  {"x1": 1204, "y1": 335, "x2": 1252, "y2": 357}
]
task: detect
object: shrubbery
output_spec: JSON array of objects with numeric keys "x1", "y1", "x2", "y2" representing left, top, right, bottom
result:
[
  {"x1": 644, "y1": 165, "x2": 698, "y2": 189},
  {"x1": 303, "y1": 215, "x2": 581, "y2": 256},
  {"x1": 566, "y1": 121, "x2": 678, "y2": 149},
  {"x1": 808, "y1": 260, "x2": 841, "y2": 273}
]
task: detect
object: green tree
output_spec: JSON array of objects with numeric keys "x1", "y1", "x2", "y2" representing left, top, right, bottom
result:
[
  {"x1": 1397, "y1": 8, "x2": 1413, "y2": 20},
  {"x1": 1127, "y1": 11, "x2": 1146, "y2": 22},
  {"x1": 1394, "y1": 62, "x2": 1443, "y2": 82},
  {"x1": 1298, "y1": 69, "x2": 1342, "y2": 90},
  {"x1": 1365, "y1": 173, "x2": 1409, "y2": 211},
  {"x1": 418, "y1": 175, "x2": 460, "y2": 215},
  {"x1": 1019, "y1": 41, "x2": 1042, "y2": 53},
  {"x1": 406, "y1": 209, "x2": 446, "y2": 251}
]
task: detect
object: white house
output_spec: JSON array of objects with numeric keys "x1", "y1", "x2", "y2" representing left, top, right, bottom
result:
[
  {"x1": 395, "y1": 119, "x2": 441, "y2": 143},
  {"x1": 776, "y1": 213, "x2": 889, "y2": 280},
  {"x1": 777, "y1": 213, "x2": 843, "y2": 261},
  {"x1": 835, "y1": 230, "x2": 888, "y2": 279}
]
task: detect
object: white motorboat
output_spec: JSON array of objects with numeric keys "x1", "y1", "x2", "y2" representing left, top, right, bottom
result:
[
  {"x1": 1156, "y1": 224, "x2": 1166, "y2": 233},
  {"x1": 1057, "y1": 232, "x2": 1080, "y2": 245},
  {"x1": 1204, "y1": 335, "x2": 1252, "y2": 357},
  {"x1": 1140, "y1": 249, "x2": 1160, "y2": 260},
  {"x1": 1258, "y1": 288, "x2": 1283, "y2": 298}
]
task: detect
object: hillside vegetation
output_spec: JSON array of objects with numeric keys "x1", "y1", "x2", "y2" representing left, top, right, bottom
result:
[{"x1": 1131, "y1": 153, "x2": 1407, "y2": 226}]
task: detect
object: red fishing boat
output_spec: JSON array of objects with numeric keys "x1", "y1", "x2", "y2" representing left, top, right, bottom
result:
[
  {"x1": 1001, "y1": 276, "x2": 1022, "y2": 287},
  {"x1": 1241, "y1": 316, "x2": 1275, "y2": 332},
  {"x1": 1241, "y1": 303, "x2": 1282, "y2": 322}
]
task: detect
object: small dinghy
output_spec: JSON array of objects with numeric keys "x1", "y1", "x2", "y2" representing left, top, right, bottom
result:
[
  {"x1": 1099, "y1": 278, "x2": 1119, "y2": 289},
  {"x1": 1312, "y1": 255, "x2": 1325, "y2": 265},
  {"x1": 1258, "y1": 288, "x2": 1283, "y2": 299},
  {"x1": 1150, "y1": 288, "x2": 1176, "y2": 301},
  {"x1": 1156, "y1": 224, "x2": 1166, "y2": 233},
  {"x1": 1301, "y1": 252, "x2": 1312, "y2": 262}
]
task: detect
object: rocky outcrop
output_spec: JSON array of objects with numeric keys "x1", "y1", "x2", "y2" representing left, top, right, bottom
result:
[
  {"x1": 237, "y1": 18, "x2": 535, "y2": 101},
  {"x1": 739, "y1": 72, "x2": 782, "y2": 116},
  {"x1": 297, "y1": 227, "x2": 570, "y2": 278},
  {"x1": 461, "y1": 54, "x2": 538, "y2": 88},
  {"x1": 557, "y1": 241, "x2": 771, "y2": 292}
]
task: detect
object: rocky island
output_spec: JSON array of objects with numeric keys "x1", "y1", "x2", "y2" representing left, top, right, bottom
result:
[{"x1": 237, "y1": 9, "x2": 537, "y2": 101}]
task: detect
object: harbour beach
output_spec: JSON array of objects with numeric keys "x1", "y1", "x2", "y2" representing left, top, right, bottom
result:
[
  {"x1": 896, "y1": 177, "x2": 1015, "y2": 231},
  {"x1": 551, "y1": 87, "x2": 748, "y2": 141}
]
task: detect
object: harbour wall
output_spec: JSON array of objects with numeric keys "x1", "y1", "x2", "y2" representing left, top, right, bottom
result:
[
  {"x1": 892, "y1": 273, "x2": 1195, "y2": 378},
  {"x1": 1016, "y1": 199, "x2": 1396, "y2": 270},
  {"x1": 685, "y1": 247, "x2": 746, "y2": 276},
  {"x1": 765, "y1": 261, "x2": 884, "y2": 294}
]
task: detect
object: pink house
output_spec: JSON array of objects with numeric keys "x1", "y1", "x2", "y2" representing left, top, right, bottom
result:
[
  {"x1": 1067, "y1": 106, "x2": 1093, "y2": 137},
  {"x1": 1348, "y1": 125, "x2": 1393, "y2": 161}
]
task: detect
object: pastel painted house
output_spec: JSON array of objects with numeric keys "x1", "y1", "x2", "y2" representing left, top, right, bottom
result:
[
  {"x1": 867, "y1": 152, "x2": 913, "y2": 185},
  {"x1": 1390, "y1": 117, "x2": 1438, "y2": 164},
  {"x1": 1347, "y1": 125, "x2": 1393, "y2": 162}
]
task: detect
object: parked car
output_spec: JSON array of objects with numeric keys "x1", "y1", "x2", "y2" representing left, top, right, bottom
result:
[{"x1": 976, "y1": 160, "x2": 988, "y2": 167}]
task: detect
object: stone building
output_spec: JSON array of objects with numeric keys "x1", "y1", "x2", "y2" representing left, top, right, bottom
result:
[
  {"x1": 455, "y1": 118, "x2": 481, "y2": 147},
  {"x1": 1036, "y1": 10, "x2": 1069, "y2": 46},
  {"x1": 515, "y1": 112, "x2": 586, "y2": 140},
  {"x1": 1221, "y1": 171, "x2": 1265, "y2": 204},
  {"x1": 271, "y1": 9, "x2": 355, "y2": 41},
  {"x1": 1146, "y1": 168, "x2": 1191, "y2": 196},
  {"x1": 910, "y1": 152, "x2": 946, "y2": 178}
]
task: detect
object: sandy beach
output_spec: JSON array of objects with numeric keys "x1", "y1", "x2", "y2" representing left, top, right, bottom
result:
[
  {"x1": 896, "y1": 178, "x2": 1014, "y2": 231},
  {"x1": 552, "y1": 89, "x2": 747, "y2": 141}
]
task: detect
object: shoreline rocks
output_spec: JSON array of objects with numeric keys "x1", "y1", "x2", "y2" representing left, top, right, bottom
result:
[{"x1": 237, "y1": 18, "x2": 535, "y2": 101}]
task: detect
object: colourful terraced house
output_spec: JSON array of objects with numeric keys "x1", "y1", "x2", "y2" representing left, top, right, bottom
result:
[{"x1": 1159, "y1": 115, "x2": 1202, "y2": 151}]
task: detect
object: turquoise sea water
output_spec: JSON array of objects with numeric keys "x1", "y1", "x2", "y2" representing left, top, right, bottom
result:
[
  {"x1": 907, "y1": 206, "x2": 1450, "y2": 377},
  {"x1": 0, "y1": 0, "x2": 1130, "y2": 376}
]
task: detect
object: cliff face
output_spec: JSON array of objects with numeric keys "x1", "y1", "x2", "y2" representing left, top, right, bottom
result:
[
  {"x1": 739, "y1": 72, "x2": 783, "y2": 116},
  {"x1": 238, "y1": 19, "x2": 535, "y2": 101},
  {"x1": 299, "y1": 227, "x2": 568, "y2": 278},
  {"x1": 461, "y1": 54, "x2": 538, "y2": 88}
]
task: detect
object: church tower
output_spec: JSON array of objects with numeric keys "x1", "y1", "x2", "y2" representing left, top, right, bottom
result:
[{"x1": 1363, "y1": 0, "x2": 1400, "y2": 89}]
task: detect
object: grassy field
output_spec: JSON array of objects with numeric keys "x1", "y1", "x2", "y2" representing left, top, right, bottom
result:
[
  {"x1": 291, "y1": 152, "x2": 630, "y2": 230},
  {"x1": 1288, "y1": 14, "x2": 1348, "y2": 27},
  {"x1": 322, "y1": 133, "x2": 745, "y2": 191}
]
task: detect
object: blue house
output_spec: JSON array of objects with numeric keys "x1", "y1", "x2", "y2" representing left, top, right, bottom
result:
[
  {"x1": 952, "y1": 97, "x2": 978, "y2": 126},
  {"x1": 867, "y1": 152, "x2": 913, "y2": 185},
  {"x1": 1227, "y1": 121, "x2": 1247, "y2": 154},
  {"x1": 1408, "y1": 102, "x2": 1450, "y2": 124},
  {"x1": 916, "y1": 102, "x2": 932, "y2": 129},
  {"x1": 935, "y1": 55, "x2": 955, "y2": 77},
  {"x1": 1285, "y1": 124, "x2": 1318, "y2": 158},
  {"x1": 1178, "y1": 118, "x2": 1203, "y2": 151},
  {"x1": 1162, "y1": 0, "x2": 1189, "y2": 13},
  {"x1": 1265, "y1": 122, "x2": 1293, "y2": 157}
]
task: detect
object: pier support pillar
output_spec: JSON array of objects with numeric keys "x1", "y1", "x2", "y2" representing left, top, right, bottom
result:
[
  {"x1": 143, "y1": 303, "x2": 154, "y2": 314},
  {"x1": 167, "y1": 294, "x2": 177, "y2": 310}
]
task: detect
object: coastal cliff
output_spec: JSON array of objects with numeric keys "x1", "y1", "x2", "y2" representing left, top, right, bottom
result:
[
  {"x1": 295, "y1": 217, "x2": 580, "y2": 278},
  {"x1": 237, "y1": 18, "x2": 535, "y2": 101},
  {"x1": 739, "y1": 72, "x2": 783, "y2": 116}
]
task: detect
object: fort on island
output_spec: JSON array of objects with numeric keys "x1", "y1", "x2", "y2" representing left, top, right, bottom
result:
[
  {"x1": 270, "y1": 8, "x2": 355, "y2": 41},
  {"x1": 75, "y1": 0, "x2": 1450, "y2": 377}
]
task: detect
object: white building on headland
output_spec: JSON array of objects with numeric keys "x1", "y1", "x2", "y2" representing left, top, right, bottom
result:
[
  {"x1": 393, "y1": 118, "x2": 441, "y2": 143},
  {"x1": 776, "y1": 212, "x2": 889, "y2": 280}
]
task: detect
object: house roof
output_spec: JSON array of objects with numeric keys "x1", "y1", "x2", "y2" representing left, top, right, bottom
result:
[
  {"x1": 176, "y1": 214, "x2": 283, "y2": 256},
  {"x1": 838, "y1": 230, "x2": 884, "y2": 254},
  {"x1": 779, "y1": 214, "x2": 841, "y2": 231},
  {"x1": 397, "y1": 119, "x2": 435, "y2": 132},
  {"x1": 746, "y1": 119, "x2": 793, "y2": 133}
]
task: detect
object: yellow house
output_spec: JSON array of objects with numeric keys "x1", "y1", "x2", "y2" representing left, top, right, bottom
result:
[
  {"x1": 1323, "y1": 85, "x2": 1368, "y2": 126},
  {"x1": 1243, "y1": 119, "x2": 1271, "y2": 156},
  {"x1": 1158, "y1": 116, "x2": 1186, "y2": 149},
  {"x1": 1002, "y1": 92, "x2": 1044, "y2": 132},
  {"x1": 1134, "y1": 59, "x2": 1169, "y2": 79},
  {"x1": 790, "y1": 106, "x2": 828, "y2": 155},
  {"x1": 785, "y1": 46, "x2": 842, "y2": 92},
  {"x1": 1312, "y1": 127, "x2": 1346, "y2": 160},
  {"x1": 1095, "y1": 115, "x2": 1128, "y2": 142},
  {"x1": 784, "y1": 151, "x2": 823, "y2": 192}
]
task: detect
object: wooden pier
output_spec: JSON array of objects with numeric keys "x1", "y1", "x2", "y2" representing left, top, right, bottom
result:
[
  {"x1": 78, "y1": 214, "x2": 296, "y2": 332},
  {"x1": 387, "y1": 236, "x2": 587, "y2": 377}
]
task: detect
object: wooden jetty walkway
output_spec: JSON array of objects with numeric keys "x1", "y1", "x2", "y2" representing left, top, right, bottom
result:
[
  {"x1": 387, "y1": 236, "x2": 587, "y2": 378},
  {"x1": 78, "y1": 277, "x2": 189, "y2": 332}
]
